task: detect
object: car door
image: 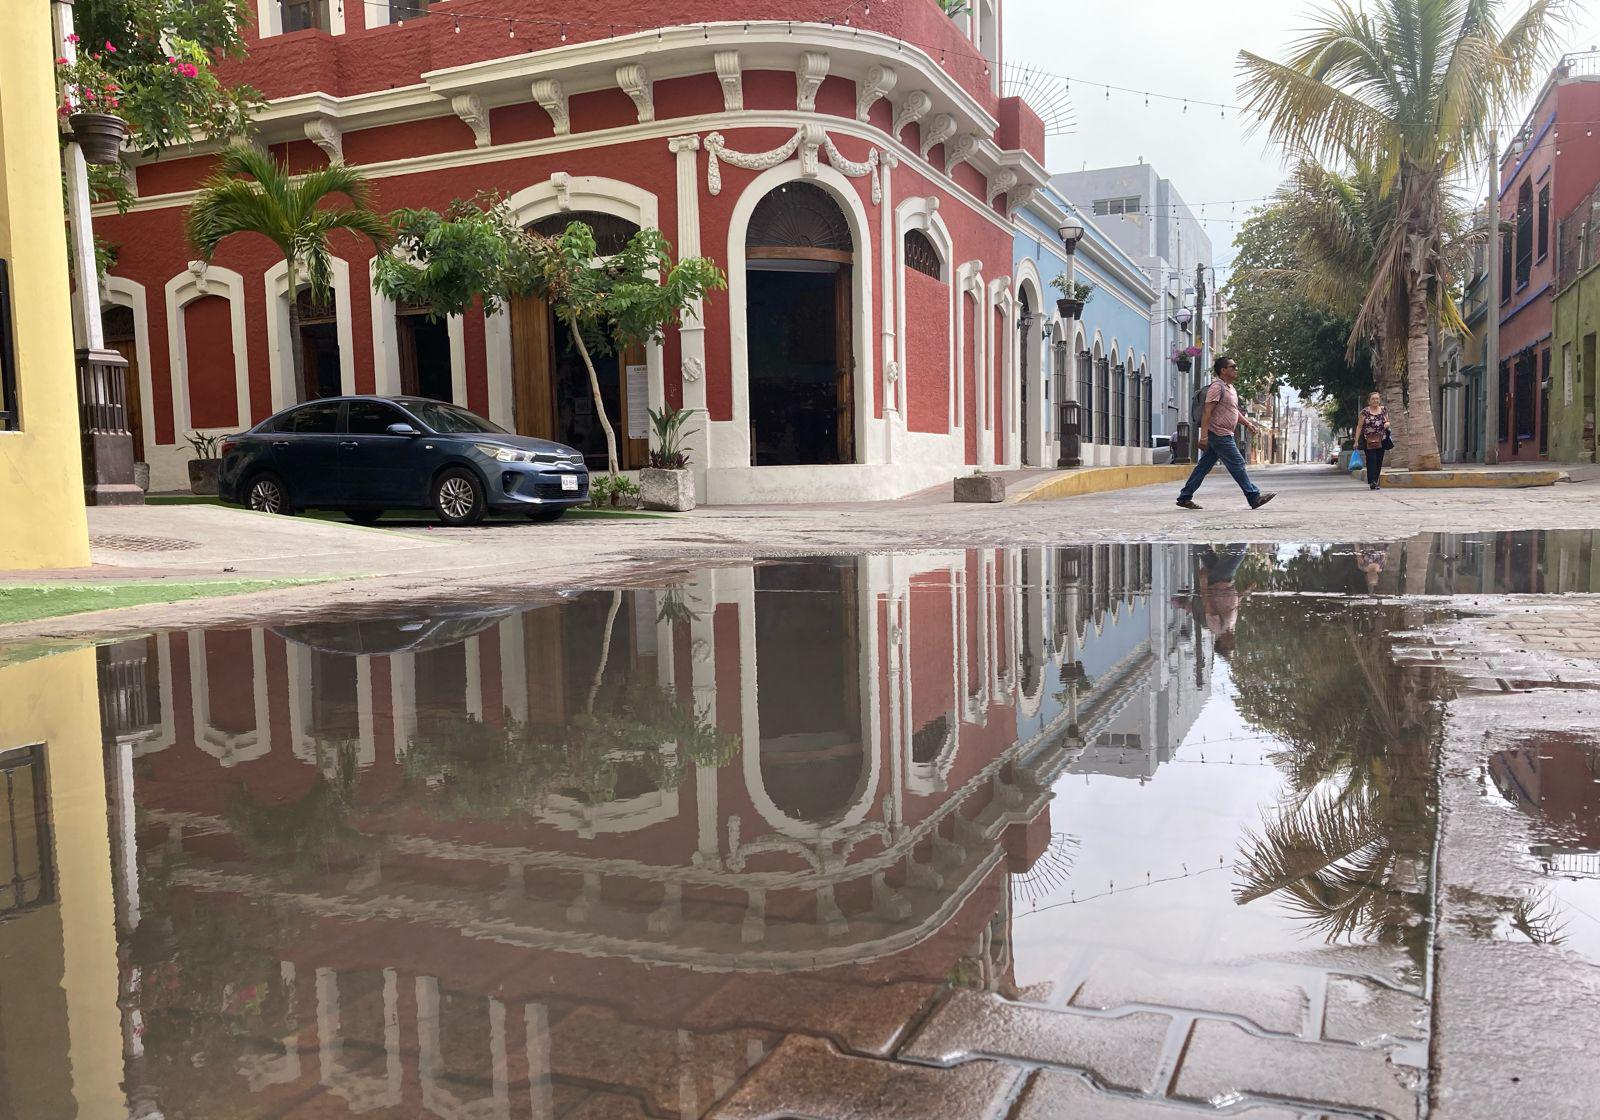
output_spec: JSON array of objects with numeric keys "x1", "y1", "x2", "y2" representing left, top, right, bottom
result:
[
  {"x1": 342, "y1": 400, "x2": 423, "y2": 506},
  {"x1": 279, "y1": 401, "x2": 344, "y2": 506}
]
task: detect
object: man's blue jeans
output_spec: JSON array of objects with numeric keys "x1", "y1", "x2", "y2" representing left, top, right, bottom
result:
[{"x1": 1178, "y1": 434, "x2": 1259, "y2": 504}]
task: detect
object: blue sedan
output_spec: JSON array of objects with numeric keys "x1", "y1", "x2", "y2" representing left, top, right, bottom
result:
[{"x1": 217, "y1": 396, "x2": 590, "y2": 526}]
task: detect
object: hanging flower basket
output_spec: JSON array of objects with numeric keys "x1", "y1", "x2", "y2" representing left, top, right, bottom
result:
[
  {"x1": 1056, "y1": 297, "x2": 1085, "y2": 319},
  {"x1": 1175, "y1": 356, "x2": 1192, "y2": 372},
  {"x1": 69, "y1": 112, "x2": 129, "y2": 165}
]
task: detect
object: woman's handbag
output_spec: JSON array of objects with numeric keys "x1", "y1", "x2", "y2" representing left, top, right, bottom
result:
[{"x1": 1382, "y1": 432, "x2": 1394, "y2": 451}]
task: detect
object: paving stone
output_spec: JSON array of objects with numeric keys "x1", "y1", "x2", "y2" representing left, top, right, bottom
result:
[
  {"x1": 1171, "y1": 1020, "x2": 1422, "y2": 1120},
  {"x1": 900, "y1": 990, "x2": 1169, "y2": 1092},
  {"x1": 707, "y1": 1034, "x2": 1022, "y2": 1120},
  {"x1": 682, "y1": 976, "x2": 942, "y2": 1057},
  {"x1": 1321, "y1": 976, "x2": 1427, "y2": 1046},
  {"x1": 1068, "y1": 952, "x2": 1310, "y2": 1035},
  {"x1": 559, "y1": 1091, "x2": 653, "y2": 1119},
  {"x1": 1013, "y1": 1069, "x2": 1318, "y2": 1119}
]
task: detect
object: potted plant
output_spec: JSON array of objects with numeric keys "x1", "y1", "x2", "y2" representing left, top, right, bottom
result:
[
  {"x1": 1049, "y1": 275, "x2": 1095, "y2": 319},
  {"x1": 1172, "y1": 345, "x2": 1201, "y2": 372},
  {"x1": 640, "y1": 405, "x2": 698, "y2": 512},
  {"x1": 588, "y1": 472, "x2": 641, "y2": 510},
  {"x1": 185, "y1": 431, "x2": 221, "y2": 495},
  {"x1": 56, "y1": 47, "x2": 130, "y2": 166}
]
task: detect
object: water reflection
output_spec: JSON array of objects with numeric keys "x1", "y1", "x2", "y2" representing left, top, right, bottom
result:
[{"x1": 3, "y1": 533, "x2": 1599, "y2": 1117}]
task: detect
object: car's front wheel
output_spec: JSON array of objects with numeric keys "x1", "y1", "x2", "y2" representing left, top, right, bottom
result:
[
  {"x1": 246, "y1": 472, "x2": 293, "y2": 515},
  {"x1": 432, "y1": 468, "x2": 487, "y2": 526},
  {"x1": 346, "y1": 510, "x2": 384, "y2": 526},
  {"x1": 526, "y1": 507, "x2": 566, "y2": 523}
]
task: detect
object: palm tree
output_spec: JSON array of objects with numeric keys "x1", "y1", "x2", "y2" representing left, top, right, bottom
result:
[
  {"x1": 1240, "y1": 0, "x2": 1567, "y2": 471},
  {"x1": 186, "y1": 146, "x2": 390, "y2": 403}
]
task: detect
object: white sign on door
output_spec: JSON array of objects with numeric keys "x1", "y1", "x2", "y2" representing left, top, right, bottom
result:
[{"x1": 626, "y1": 364, "x2": 650, "y2": 440}]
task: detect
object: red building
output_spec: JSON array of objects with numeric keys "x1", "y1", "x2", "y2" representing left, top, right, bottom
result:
[
  {"x1": 95, "y1": 0, "x2": 1050, "y2": 501},
  {"x1": 1494, "y1": 53, "x2": 1600, "y2": 461}
]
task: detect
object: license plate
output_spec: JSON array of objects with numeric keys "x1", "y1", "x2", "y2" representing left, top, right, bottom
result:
[{"x1": 560, "y1": 474, "x2": 579, "y2": 492}]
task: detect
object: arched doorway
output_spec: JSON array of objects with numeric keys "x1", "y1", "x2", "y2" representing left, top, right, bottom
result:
[
  {"x1": 507, "y1": 211, "x2": 647, "y2": 469},
  {"x1": 1018, "y1": 286, "x2": 1033, "y2": 465},
  {"x1": 745, "y1": 182, "x2": 856, "y2": 466}
]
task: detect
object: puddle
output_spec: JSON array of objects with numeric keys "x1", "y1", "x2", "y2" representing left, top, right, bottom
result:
[{"x1": 1, "y1": 533, "x2": 1597, "y2": 1117}]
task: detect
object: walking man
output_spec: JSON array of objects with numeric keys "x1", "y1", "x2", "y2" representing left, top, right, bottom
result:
[{"x1": 1176, "y1": 356, "x2": 1275, "y2": 511}]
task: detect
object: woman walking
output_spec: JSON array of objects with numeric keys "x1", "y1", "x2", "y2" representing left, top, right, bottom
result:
[{"x1": 1355, "y1": 393, "x2": 1392, "y2": 490}]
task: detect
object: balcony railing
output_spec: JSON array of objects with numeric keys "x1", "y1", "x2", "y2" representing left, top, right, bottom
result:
[{"x1": 1557, "y1": 183, "x2": 1600, "y2": 291}]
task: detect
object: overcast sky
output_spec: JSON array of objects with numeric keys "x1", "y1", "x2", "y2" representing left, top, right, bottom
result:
[{"x1": 1004, "y1": 0, "x2": 1600, "y2": 282}]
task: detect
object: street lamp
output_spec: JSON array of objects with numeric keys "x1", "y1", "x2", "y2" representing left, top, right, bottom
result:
[
  {"x1": 1055, "y1": 219, "x2": 1086, "y2": 469},
  {"x1": 1057, "y1": 220, "x2": 1084, "y2": 251},
  {"x1": 1174, "y1": 307, "x2": 1192, "y2": 328}
]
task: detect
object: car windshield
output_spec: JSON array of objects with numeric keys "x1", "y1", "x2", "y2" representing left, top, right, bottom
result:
[{"x1": 406, "y1": 400, "x2": 505, "y2": 435}]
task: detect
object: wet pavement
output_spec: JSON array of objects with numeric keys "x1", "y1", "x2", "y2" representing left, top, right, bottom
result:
[{"x1": 1, "y1": 533, "x2": 1598, "y2": 1118}]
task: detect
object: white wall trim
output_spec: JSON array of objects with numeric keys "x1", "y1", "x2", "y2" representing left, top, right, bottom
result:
[
  {"x1": 265, "y1": 256, "x2": 357, "y2": 411},
  {"x1": 368, "y1": 257, "x2": 469, "y2": 405},
  {"x1": 163, "y1": 264, "x2": 251, "y2": 441},
  {"x1": 1012, "y1": 260, "x2": 1046, "y2": 467},
  {"x1": 102, "y1": 276, "x2": 159, "y2": 453},
  {"x1": 894, "y1": 196, "x2": 955, "y2": 435}
]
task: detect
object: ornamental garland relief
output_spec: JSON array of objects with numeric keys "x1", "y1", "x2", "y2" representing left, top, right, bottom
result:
[{"x1": 703, "y1": 127, "x2": 883, "y2": 204}]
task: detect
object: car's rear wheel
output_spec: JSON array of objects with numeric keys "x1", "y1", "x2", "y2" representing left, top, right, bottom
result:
[
  {"x1": 432, "y1": 468, "x2": 487, "y2": 526},
  {"x1": 347, "y1": 510, "x2": 384, "y2": 526},
  {"x1": 246, "y1": 473, "x2": 293, "y2": 515},
  {"x1": 526, "y1": 507, "x2": 566, "y2": 523}
]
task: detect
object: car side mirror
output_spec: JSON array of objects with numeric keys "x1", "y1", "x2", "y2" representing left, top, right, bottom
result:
[{"x1": 386, "y1": 422, "x2": 421, "y2": 437}]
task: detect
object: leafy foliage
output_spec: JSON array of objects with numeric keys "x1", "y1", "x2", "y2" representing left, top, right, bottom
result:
[{"x1": 648, "y1": 404, "x2": 700, "y2": 469}]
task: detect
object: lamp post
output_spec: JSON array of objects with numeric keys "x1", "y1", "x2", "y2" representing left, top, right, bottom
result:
[
  {"x1": 1055, "y1": 220, "x2": 1084, "y2": 468},
  {"x1": 1174, "y1": 306, "x2": 1194, "y2": 461}
]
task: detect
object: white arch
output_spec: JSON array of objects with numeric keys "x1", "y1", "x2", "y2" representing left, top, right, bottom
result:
[
  {"x1": 954, "y1": 263, "x2": 986, "y2": 458},
  {"x1": 895, "y1": 196, "x2": 956, "y2": 431},
  {"x1": 264, "y1": 257, "x2": 357, "y2": 412},
  {"x1": 496, "y1": 174, "x2": 664, "y2": 435},
  {"x1": 186, "y1": 629, "x2": 271, "y2": 767},
  {"x1": 163, "y1": 264, "x2": 251, "y2": 440},
  {"x1": 987, "y1": 276, "x2": 1014, "y2": 464},
  {"x1": 368, "y1": 257, "x2": 469, "y2": 406},
  {"x1": 1013, "y1": 259, "x2": 1047, "y2": 467},
  {"x1": 722, "y1": 161, "x2": 876, "y2": 469},
  {"x1": 101, "y1": 276, "x2": 158, "y2": 459}
]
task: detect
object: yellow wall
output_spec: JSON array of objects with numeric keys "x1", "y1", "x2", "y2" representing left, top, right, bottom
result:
[
  {"x1": 0, "y1": 649, "x2": 125, "y2": 1118},
  {"x1": 0, "y1": 4, "x2": 91, "y2": 569}
]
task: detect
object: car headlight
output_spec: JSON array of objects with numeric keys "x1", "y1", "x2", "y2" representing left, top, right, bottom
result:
[{"x1": 475, "y1": 443, "x2": 536, "y2": 463}]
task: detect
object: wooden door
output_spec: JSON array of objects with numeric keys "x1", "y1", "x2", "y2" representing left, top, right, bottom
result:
[
  {"x1": 523, "y1": 605, "x2": 568, "y2": 726},
  {"x1": 396, "y1": 313, "x2": 419, "y2": 397},
  {"x1": 834, "y1": 266, "x2": 855, "y2": 464},
  {"x1": 106, "y1": 338, "x2": 144, "y2": 460},
  {"x1": 509, "y1": 293, "x2": 554, "y2": 438},
  {"x1": 618, "y1": 341, "x2": 649, "y2": 470}
]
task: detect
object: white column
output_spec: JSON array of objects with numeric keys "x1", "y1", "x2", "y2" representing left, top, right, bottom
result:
[
  {"x1": 879, "y1": 150, "x2": 899, "y2": 467},
  {"x1": 53, "y1": 2, "x2": 103, "y2": 350},
  {"x1": 669, "y1": 135, "x2": 710, "y2": 486}
]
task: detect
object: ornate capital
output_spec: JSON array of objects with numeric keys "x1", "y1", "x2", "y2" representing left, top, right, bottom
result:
[
  {"x1": 302, "y1": 117, "x2": 343, "y2": 164},
  {"x1": 714, "y1": 50, "x2": 743, "y2": 113},
  {"x1": 856, "y1": 64, "x2": 898, "y2": 122},
  {"x1": 668, "y1": 134, "x2": 701, "y2": 154},
  {"x1": 449, "y1": 93, "x2": 490, "y2": 149},
  {"x1": 796, "y1": 51, "x2": 830, "y2": 112},
  {"x1": 944, "y1": 132, "x2": 977, "y2": 176},
  {"x1": 985, "y1": 168, "x2": 1018, "y2": 205},
  {"x1": 616, "y1": 64, "x2": 654, "y2": 123},
  {"x1": 892, "y1": 91, "x2": 932, "y2": 139},
  {"x1": 919, "y1": 113, "x2": 957, "y2": 160},
  {"x1": 550, "y1": 171, "x2": 572, "y2": 211},
  {"x1": 530, "y1": 78, "x2": 569, "y2": 135}
]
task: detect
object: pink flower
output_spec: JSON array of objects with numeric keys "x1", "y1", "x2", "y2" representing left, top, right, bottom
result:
[
  {"x1": 180, "y1": 63, "x2": 200, "y2": 78},
  {"x1": 166, "y1": 55, "x2": 176, "y2": 62},
  {"x1": 56, "y1": 56, "x2": 69, "y2": 65},
  {"x1": 105, "y1": 41, "x2": 116, "y2": 52},
  {"x1": 66, "y1": 33, "x2": 79, "y2": 43}
]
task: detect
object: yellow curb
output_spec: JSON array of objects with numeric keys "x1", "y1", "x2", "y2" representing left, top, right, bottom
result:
[
  {"x1": 1011, "y1": 464, "x2": 1196, "y2": 504},
  {"x1": 1377, "y1": 469, "x2": 1568, "y2": 489}
]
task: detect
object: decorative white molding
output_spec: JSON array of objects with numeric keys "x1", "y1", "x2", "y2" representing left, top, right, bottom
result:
[
  {"x1": 295, "y1": 118, "x2": 342, "y2": 164},
  {"x1": 820, "y1": 133, "x2": 882, "y2": 205},
  {"x1": 885, "y1": 359, "x2": 901, "y2": 385},
  {"x1": 450, "y1": 93, "x2": 491, "y2": 148},
  {"x1": 668, "y1": 134, "x2": 701, "y2": 155},
  {"x1": 682, "y1": 357, "x2": 704, "y2": 383},
  {"x1": 944, "y1": 132, "x2": 977, "y2": 176},
  {"x1": 985, "y1": 168, "x2": 1018, "y2": 205},
  {"x1": 703, "y1": 130, "x2": 804, "y2": 195},
  {"x1": 920, "y1": 114, "x2": 957, "y2": 159},
  {"x1": 1006, "y1": 182, "x2": 1037, "y2": 217},
  {"x1": 892, "y1": 91, "x2": 932, "y2": 139},
  {"x1": 796, "y1": 51, "x2": 831, "y2": 112},
  {"x1": 187, "y1": 259, "x2": 211, "y2": 295},
  {"x1": 856, "y1": 65, "x2": 898, "y2": 122},
  {"x1": 713, "y1": 50, "x2": 743, "y2": 112},
  {"x1": 705, "y1": 127, "x2": 882, "y2": 204},
  {"x1": 163, "y1": 264, "x2": 251, "y2": 438},
  {"x1": 550, "y1": 172, "x2": 572, "y2": 211},
  {"x1": 529, "y1": 78, "x2": 569, "y2": 136},
  {"x1": 615, "y1": 64, "x2": 654, "y2": 123}
]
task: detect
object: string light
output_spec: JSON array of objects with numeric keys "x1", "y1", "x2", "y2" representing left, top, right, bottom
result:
[{"x1": 452, "y1": 14, "x2": 460, "y2": 33}]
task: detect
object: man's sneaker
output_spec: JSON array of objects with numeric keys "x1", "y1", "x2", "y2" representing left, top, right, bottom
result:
[
  {"x1": 1177, "y1": 499, "x2": 1202, "y2": 510},
  {"x1": 1249, "y1": 493, "x2": 1276, "y2": 510}
]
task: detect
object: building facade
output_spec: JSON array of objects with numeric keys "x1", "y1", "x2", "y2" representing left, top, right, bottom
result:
[
  {"x1": 0, "y1": 3, "x2": 92, "y2": 568},
  {"x1": 94, "y1": 2, "x2": 1061, "y2": 502},
  {"x1": 1551, "y1": 180, "x2": 1600, "y2": 463},
  {"x1": 1012, "y1": 186, "x2": 1156, "y2": 467},
  {"x1": 1493, "y1": 51, "x2": 1600, "y2": 462},
  {"x1": 1049, "y1": 163, "x2": 1213, "y2": 450}
]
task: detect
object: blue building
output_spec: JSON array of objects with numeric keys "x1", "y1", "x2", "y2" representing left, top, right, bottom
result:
[{"x1": 1013, "y1": 184, "x2": 1158, "y2": 467}]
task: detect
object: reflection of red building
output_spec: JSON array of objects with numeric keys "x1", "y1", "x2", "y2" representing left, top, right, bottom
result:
[
  {"x1": 1491, "y1": 738, "x2": 1600, "y2": 878},
  {"x1": 106, "y1": 551, "x2": 1086, "y2": 1117},
  {"x1": 95, "y1": 2, "x2": 1051, "y2": 502}
]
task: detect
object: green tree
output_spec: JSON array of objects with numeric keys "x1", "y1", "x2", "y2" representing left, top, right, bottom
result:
[
  {"x1": 1226, "y1": 197, "x2": 1376, "y2": 435},
  {"x1": 1239, "y1": 0, "x2": 1567, "y2": 471},
  {"x1": 186, "y1": 146, "x2": 390, "y2": 403},
  {"x1": 375, "y1": 196, "x2": 727, "y2": 476}
]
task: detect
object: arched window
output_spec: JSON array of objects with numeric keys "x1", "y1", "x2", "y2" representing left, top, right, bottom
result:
[
  {"x1": 530, "y1": 210, "x2": 640, "y2": 256},
  {"x1": 904, "y1": 229, "x2": 941, "y2": 279},
  {"x1": 747, "y1": 182, "x2": 852, "y2": 255}
]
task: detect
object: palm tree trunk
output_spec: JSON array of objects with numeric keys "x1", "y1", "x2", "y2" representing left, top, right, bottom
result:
[
  {"x1": 1403, "y1": 277, "x2": 1442, "y2": 471},
  {"x1": 286, "y1": 258, "x2": 310, "y2": 403},
  {"x1": 566, "y1": 316, "x2": 620, "y2": 476},
  {"x1": 586, "y1": 591, "x2": 623, "y2": 715}
]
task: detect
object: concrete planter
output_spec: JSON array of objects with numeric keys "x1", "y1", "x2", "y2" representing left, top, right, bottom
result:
[
  {"x1": 68, "y1": 112, "x2": 129, "y2": 166},
  {"x1": 187, "y1": 459, "x2": 220, "y2": 496},
  {"x1": 133, "y1": 462, "x2": 151, "y2": 493},
  {"x1": 640, "y1": 467, "x2": 694, "y2": 512},
  {"x1": 953, "y1": 473, "x2": 1006, "y2": 503}
]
